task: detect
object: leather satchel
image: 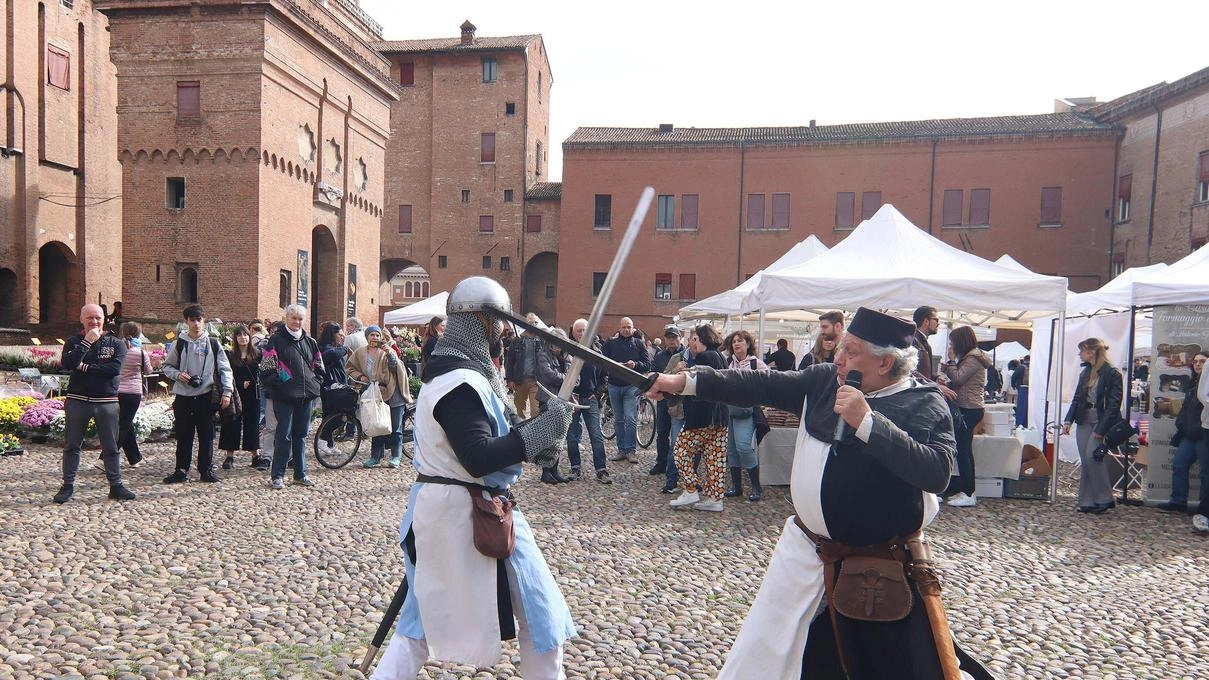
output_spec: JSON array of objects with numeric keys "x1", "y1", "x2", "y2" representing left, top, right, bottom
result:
[
  {"x1": 830, "y1": 556, "x2": 913, "y2": 622},
  {"x1": 468, "y1": 487, "x2": 516, "y2": 559}
]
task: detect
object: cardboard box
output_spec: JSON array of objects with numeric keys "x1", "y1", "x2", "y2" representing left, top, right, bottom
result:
[
  {"x1": 984, "y1": 423, "x2": 1015, "y2": 437},
  {"x1": 974, "y1": 477, "x2": 1004, "y2": 499},
  {"x1": 986, "y1": 411, "x2": 1013, "y2": 426},
  {"x1": 1020, "y1": 455, "x2": 1051, "y2": 477}
]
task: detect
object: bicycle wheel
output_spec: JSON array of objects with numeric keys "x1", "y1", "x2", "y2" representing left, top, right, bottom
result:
[
  {"x1": 636, "y1": 398, "x2": 656, "y2": 449},
  {"x1": 600, "y1": 397, "x2": 616, "y2": 440},
  {"x1": 399, "y1": 405, "x2": 416, "y2": 460},
  {"x1": 313, "y1": 413, "x2": 363, "y2": 469}
]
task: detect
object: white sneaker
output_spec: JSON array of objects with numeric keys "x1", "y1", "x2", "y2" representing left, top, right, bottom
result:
[
  {"x1": 694, "y1": 499, "x2": 724, "y2": 512},
  {"x1": 318, "y1": 441, "x2": 335, "y2": 455},
  {"x1": 1193, "y1": 514, "x2": 1209, "y2": 532},
  {"x1": 670, "y1": 491, "x2": 700, "y2": 509},
  {"x1": 947, "y1": 492, "x2": 977, "y2": 507}
]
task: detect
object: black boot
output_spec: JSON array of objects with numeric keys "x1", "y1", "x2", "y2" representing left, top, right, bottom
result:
[
  {"x1": 724, "y1": 467, "x2": 743, "y2": 498},
  {"x1": 552, "y1": 463, "x2": 572, "y2": 483},
  {"x1": 746, "y1": 466, "x2": 763, "y2": 502},
  {"x1": 540, "y1": 467, "x2": 560, "y2": 484}
]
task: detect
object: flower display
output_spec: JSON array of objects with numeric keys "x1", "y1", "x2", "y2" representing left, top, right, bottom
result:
[
  {"x1": 0, "y1": 397, "x2": 39, "y2": 432},
  {"x1": 0, "y1": 432, "x2": 20, "y2": 452},
  {"x1": 133, "y1": 401, "x2": 174, "y2": 441},
  {"x1": 17, "y1": 398, "x2": 65, "y2": 429}
]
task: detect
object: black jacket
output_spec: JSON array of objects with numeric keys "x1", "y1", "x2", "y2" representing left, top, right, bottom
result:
[
  {"x1": 1176, "y1": 371, "x2": 1206, "y2": 440},
  {"x1": 684, "y1": 349, "x2": 728, "y2": 430},
  {"x1": 61, "y1": 332, "x2": 127, "y2": 402},
  {"x1": 601, "y1": 334, "x2": 651, "y2": 386},
  {"x1": 259, "y1": 326, "x2": 326, "y2": 402},
  {"x1": 1064, "y1": 363, "x2": 1124, "y2": 436}
]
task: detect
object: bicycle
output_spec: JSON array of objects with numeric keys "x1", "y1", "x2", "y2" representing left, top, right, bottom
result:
[
  {"x1": 600, "y1": 392, "x2": 656, "y2": 449},
  {"x1": 313, "y1": 381, "x2": 416, "y2": 469}
]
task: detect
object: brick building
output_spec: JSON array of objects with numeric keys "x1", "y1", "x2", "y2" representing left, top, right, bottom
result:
[
  {"x1": 374, "y1": 22, "x2": 557, "y2": 323},
  {"x1": 558, "y1": 116, "x2": 1122, "y2": 333},
  {"x1": 1088, "y1": 67, "x2": 1209, "y2": 271},
  {"x1": 94, "y1": 0, "x2": 397, "y2": 333},
  {"x1": 0, "y1": 0, "x2": 122, "y2": 333}
]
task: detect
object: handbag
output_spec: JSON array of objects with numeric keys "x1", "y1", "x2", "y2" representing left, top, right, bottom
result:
[
  {"x1": 468, "y1": 487, "x2": 516, "y2": 559},
  {"x1": 753, "y1": 405, "x2": 771, "y2": 444},
  {"x1": 358, "y1": 381, "x2": 392, "y2": 437},
  {"x1": 206, "y1": 341, "x2": 241, "y2": 418}
]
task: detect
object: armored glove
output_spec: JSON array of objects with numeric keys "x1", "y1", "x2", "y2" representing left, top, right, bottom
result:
[{"x1": 516, "y1": 395, "x2": 575, "y2": 467}]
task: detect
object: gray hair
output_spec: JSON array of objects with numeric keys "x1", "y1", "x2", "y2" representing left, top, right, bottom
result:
[
  {"x1": 284, "y1": 304, "x2": 308, "y2": 319},
  {"x1": 344, "y1": 317, "x2": 364, "y2": 331},
  {"x1": 866, "y1": 340, "x2": 919, "y2": 380}
]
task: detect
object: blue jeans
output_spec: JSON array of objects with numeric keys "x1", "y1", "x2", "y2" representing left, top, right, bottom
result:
[
  {"x1": 272, "y1": 398, "x2": 313, "y2": 480},
  {"x1": 608, "y1": 384, "x2": 640, "y2": 453},
  {"x1": 665, "y1": 417, "x2": 685, "y2": 488},
  {"x1": 567, "y1": 396, "x2": 607, "y2": 471},
  {"x1": 727, "y1": 414, "x2": 758, "y2": 468},
  {"x1": 1169, "y1": 435, "x2": 1209, "y2": 506},
  {"x1": 655, "y1": 400, "x2": 672, "y2": 469},
  {"x1": 370, "y1": 403, "x2": 406, "y2": 462}
]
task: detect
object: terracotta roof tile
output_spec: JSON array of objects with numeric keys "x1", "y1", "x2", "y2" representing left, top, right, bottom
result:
[
  {"x1": 374, "y1": 34, "x2": 539, "y2": 54},
  {"x1": 525, "y1": 182, "x2": 562, "y2": 200},
  {"x1": 1087, "y1": 66, "x2": 1209, "y2": 121},
  {"x1": 564, "y1": 113, "x2": 1116, "y2": 149}
]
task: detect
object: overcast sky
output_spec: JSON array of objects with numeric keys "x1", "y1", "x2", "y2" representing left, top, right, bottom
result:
[{"x1": 361, "y1": 0, "x2": 1207, "y2": 182}]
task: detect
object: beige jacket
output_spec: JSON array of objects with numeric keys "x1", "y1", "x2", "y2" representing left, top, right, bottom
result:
[
  {"x1": 347, "y1": 346, "x2": 414, "y2": 404},
  {"x1": 942, "y1": 348, "x2": 992, "y2": 409}
]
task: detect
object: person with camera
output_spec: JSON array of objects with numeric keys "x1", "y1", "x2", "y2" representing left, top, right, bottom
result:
[
  {"x1": 161, "y1": 304, "x2": 233, "y2": 484},
  {"x1": 53, "y1": 304, "x2": 134, "y2": 503},
  {"x1": 347, "y1": 325, "x2": 413, "y2": 469},
  {"x1": 1062, "y1": 338, "x2": 1123, "y2": 514}
]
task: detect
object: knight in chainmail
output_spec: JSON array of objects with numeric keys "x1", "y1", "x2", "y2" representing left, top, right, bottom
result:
[{"x1": 372, "y1": 277, "x2": 577, "y2": 680}]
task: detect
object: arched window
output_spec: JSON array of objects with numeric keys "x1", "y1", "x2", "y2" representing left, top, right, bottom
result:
[
  {"x1": 405, "y1": 281, "x2": 413, "y2": 298},
  {"x1": 422, "y1": 282, "x2": 429, "y2": 297},
  {"x1": 178, "y1": 264, "x2": 198, "y2": 303}
]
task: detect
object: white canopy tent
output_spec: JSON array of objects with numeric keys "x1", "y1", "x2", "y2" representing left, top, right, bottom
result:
[
  {"x1": 1132, "y1": 242, "x2": 1209, "y2": 306},
  {"x1": 756, "y1": 205, "x2": 1069, "y2": 325},
  {"x1": 382, "y1": 291, "x2": 448, "y2": 326},
  {"x1": 678, "y1": 235, "x2": 829, "y2": 319},
  {"x1": 1065, "y1": 263, "x2": 1167, "y2": 317}
]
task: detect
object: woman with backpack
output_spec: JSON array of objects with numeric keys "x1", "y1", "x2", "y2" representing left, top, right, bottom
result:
[{"x1": 723, "y1": 330, "x2": 768, "y2": 501}]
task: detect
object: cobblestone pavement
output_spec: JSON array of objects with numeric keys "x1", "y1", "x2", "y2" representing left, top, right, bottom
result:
[{"x1": 1, "y1": 438, "x2": 1207, "y2": 680}]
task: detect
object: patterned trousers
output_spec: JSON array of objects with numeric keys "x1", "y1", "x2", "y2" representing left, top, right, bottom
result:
[{"x1": 673, "y1": 425, "x2": 728, "y2": 501}]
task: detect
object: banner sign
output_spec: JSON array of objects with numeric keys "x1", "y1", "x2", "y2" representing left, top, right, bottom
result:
[
  {"x1": 346, "y1": 263, "x2": 357, "y2": 318},
  {"x1": 297, "y1": 250, "x2": 309, "y2": 307},
  {"x1": 1146, "y1": 304, "x2": 1209, "y2": 504}
]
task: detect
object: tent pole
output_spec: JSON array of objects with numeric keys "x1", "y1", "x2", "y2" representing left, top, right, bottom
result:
[
  {"x1": 1119, "y1": 306, "x2": 1142, "y2": 507},
  {"x1": 1049, "y1": 315, "x2": 1065, "y2": 504},
  {"x1": 758, "y1": 307, "x2": 767, "y2": 353}
]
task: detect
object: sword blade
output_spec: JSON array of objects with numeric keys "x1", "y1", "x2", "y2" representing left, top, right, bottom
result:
[
  {"x1": 495, "y1": 309, "x2": 655, "y2": 392},
  {"x1": 560, "y1": 187, "x2": 656, "y2": 399}
]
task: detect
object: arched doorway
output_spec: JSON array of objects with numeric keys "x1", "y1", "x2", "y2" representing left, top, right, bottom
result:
[
  {"x1": 522, "y1": 252, "x2": 558, "y2": 324},
  {"x1": 38, "y1": 242, "x2": 78, "y2": 324},
  {"x1": 0, "y1": 268, "x2": 17, "y2": 327},
  {"x1": 310, "y1": 226, "x2": 339, "y2": 335}
]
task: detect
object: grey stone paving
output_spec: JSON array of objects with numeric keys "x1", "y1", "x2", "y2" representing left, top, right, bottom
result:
[{"x1": 1, "y1": 438, "x2": 1207, "y2": 679}]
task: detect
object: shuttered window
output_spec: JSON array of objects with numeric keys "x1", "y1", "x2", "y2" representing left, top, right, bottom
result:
[
  {"x1": 47, "y1": 46, "x2": 70, "y2": 90},
  {"x1": 398, "y1": 205, "x2": 413, "y2": 234},
  {"x1": 678, "y1": 274, "x2": 696, "y2": 300},
  {"x1": 942, "y1": 190, "x2": 963, "y2": 226},
  {"x1": 1040, "y1": 187, "x2": 1062, "y2": 225},
  {"x1": 594, "y1": 194, "x2": 612, "y2": 228},
  {"x1": 681, "y1": 194, "x2": 699, "y2": 229},
  {"x1": 861, "y1": 191, "x2": 881, "y2": 220},
  {"x1": 1198, "y1": 152, "x2": 1209, "y2": 203},
  {"x1": 771, "y1": 193, "x2": 790, "y2": 228},
  {"x1": 747, "y1": 194, "x2": 765, "y2": 229},
  {"x1": 479, "y1": 215, "x2": 494, "y2": 233},
  {"x1": 480, "y1": 133, "x2": 496, "y2": 163},
  {"x1": 969, "y1": 188, "x2": 991, "y2": 225},
  {"x1": 657, "y1": 195, "x2": 675, "y2": 229},
  {"x1": 399, "y1": 62, "x2": 414, "y2": 86},
  {"x1": 835, "y1": 192, "x2": 855, "y2": 229},
  {"x1": 177, "y1": 81, "x2": 200, "y2": 119},
  {"x1": 525, "y1": 214, "x2": 542, "y2": 233},
  {"x1": 1118, "y1": 175, "x2": 1132, "y2": 221}
]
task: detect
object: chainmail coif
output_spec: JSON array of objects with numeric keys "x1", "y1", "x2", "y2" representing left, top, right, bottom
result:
[{"x1": 430, "y1": 311, "x2": 512, "y2": 411}]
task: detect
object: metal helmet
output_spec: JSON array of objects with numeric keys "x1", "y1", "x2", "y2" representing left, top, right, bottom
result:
[{"x1": 447, "y1": 276, "x2": 512, "y2": 315}]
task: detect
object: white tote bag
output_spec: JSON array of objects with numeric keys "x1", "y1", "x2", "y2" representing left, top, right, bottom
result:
[{"x1": 359, "y1": 381, "x2": 392, "y2": 437}]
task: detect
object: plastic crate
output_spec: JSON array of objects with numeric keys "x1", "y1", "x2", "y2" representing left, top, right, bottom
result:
[{"x1": 1003, "y1": 475, "x2": 1050, "y2": 500}]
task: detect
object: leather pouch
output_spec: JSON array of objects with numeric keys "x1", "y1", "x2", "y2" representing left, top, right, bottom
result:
[
  {"x1": 831, "y1": 556, "x2": 912, "y2": 622},
  {"x1": 468, "y1": 487, "x2": 516, "y2": 559}
]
